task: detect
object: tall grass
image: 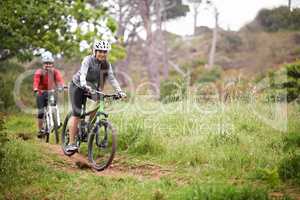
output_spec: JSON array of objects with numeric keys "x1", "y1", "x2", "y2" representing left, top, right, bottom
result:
[
  {"x1": 112, "y1": 101, "x2": 287, "y2": 175},
  {"x1": 1, "y1": 100, "x2": 299, "y2": 199}
]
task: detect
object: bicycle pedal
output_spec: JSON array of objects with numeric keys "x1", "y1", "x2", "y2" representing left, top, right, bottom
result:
[
  {"x1": 99, "y1": 141, "x2": 108, "y2": 148},
  {"x1": 37, "y1": 131, "x2": 48, "y2": 138},
  {"x1": 37, "y1": 134, "x2": 43, "y2": 139}
]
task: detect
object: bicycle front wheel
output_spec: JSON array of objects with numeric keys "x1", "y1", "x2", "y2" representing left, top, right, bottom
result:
[
  {"x1": 43, "y1": 110, "x2": 50, "y2": 143},
  {"x1": 61, "y1": 112, "x2": 76, "y2": 156},
  {"x1": 88, "y1": 120, "x2": 116, "y2": 171},
  {"x1": 52, "y1": 111, "x2": 59, "y2": 144}
]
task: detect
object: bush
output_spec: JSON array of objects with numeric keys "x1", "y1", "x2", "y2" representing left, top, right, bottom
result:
[
  {"x1": 283, "y1": 132, "x2": 300, "y2": 151},
  {"x1": 129, "y1": 133, "x2": 165, "y2": 156},
  {"x1": 183, "y1": 59, "x2": 206, "y2": 84},
  {"x1": 218, "y1": 32, "x2": 243, "y2": 52},
  {"x1": 0, "y1": 113, "x2": 9, "y2": 168},
  {"x1": 117, "y1": 119, "x2": 144, "y2": 151},
  {"x1": 278, "y1": 153, "x2": 300, "y2": 182},
  {"x1": 256, "y1": 6, "x2": 300, "y2": 32},
  {"x1": 253, "y1": 168, "x2": 280, "y2": 188},
  {"x1": 116, "y1": 113, "x2": 166, "y2": 156},
  {"x1": 197, "y1": 66, "x2": 222, "y2": 83},
  {"x1": 266, "y1": 61, "x2": 300, "y2": 102},
  {"x1": 0, "y1": 61, "x2": 25, "y2": 111},
  {"x1": 160, "y1": 79, "x2": 187, "y2": 103}
]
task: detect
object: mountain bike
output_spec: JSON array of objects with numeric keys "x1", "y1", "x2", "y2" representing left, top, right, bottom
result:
[
  {"x1": 40, "y1": 88, "x2": 65, "y2": 144},
  {"x1": 61, "y1": 91, "x2": 119, "y2": 171}
]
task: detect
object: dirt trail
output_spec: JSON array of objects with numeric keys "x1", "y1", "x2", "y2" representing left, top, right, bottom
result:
[{"x1": 43, "y1": 143, "x2": 171, "y2": 181}]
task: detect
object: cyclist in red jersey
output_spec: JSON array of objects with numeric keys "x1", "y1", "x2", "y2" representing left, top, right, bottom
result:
[{"x1": 33, "y1": 51, "x2": 65, "y2": 138}]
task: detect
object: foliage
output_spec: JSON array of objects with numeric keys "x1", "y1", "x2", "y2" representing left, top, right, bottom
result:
[
  {"x1": 278, "y1": 153, "x2": 300, "y2": 182},
  {"x1": 221, "y1": 78, "x2": 256, "y2": 103},
  {"x1": 0, "y1": 113, "x2": 8, "y2": 170},
  {"x1": 0, "y1": 0, "x2": 123, "y2": 62},
  {"x1": 181, "y1": 59, "x2": 206, "y2": 84},
  {"x1": 253, "y1": 168, "x2": 280, "y2": 188},
  {"x1": 0, "y1": 61, "x2": 25, "y2": 111},
  {"x1": 163, "y1": 0, "x2": 190, "y2": 21},
  {"x1": 172, "y1": 183, "x2": 273, "y2": 200},
  {"x1": 1, "y1": 101, "x2": 300, "y2": 199},
  {"x1": 0, "y1": 140, "x2": 42, "y2": 190},
  {"x1": 218, "y1": 32, "x2": 243, "y2": 52},
  {"x1": 129, "y1": 133, "x2": 166, "y2": 156},
  {"x1": 197, "y1": 66, "x2": 222, "y2": 83},
  {"x1": 256, "y1": 6, "x2": 300, "y2": 32},
  {"x1": 279, "y1": 130, "x2": 300, "y2": 184},
  {"x1": 117, "y1": 116, "x2": 145, "y2": 151},
  {"x1": 116, "y1": 115, "x2": 165, "y2": 155},
  {"x1": 283, "y1": 132, "x2": 300, "y2": 152},
  {"x1": 267, "y1": 61, "x2": 300, "y2": 102},
  {"x1": 160, "y1": 79, "x2": 187, "y2": 103}
]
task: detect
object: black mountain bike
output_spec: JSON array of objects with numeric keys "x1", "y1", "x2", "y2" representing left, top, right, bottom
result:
[{"x1": 61, "y1": 91, "x2": 119, "y2": 171}]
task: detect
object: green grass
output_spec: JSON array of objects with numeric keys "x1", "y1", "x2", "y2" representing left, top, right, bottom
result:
[{"x1": 0, "y1": 100, "x2": 299, "y2": 199}]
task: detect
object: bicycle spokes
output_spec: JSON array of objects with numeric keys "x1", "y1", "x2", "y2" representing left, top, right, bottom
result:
[
  {"x1": 95, "y1": 126, "x2": 108, "y2": 148},
  {"x1": 88, "y1": 122, "x2": 116, "y2": 171}
]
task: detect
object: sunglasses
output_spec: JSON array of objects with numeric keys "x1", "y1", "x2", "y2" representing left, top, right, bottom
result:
[{"x1": 43, "y1": 62, "x2": 53, "y2": 65}]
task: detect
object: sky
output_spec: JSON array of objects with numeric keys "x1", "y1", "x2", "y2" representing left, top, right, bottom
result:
[{"x1": 165, "y1": 0, "x2": 290, "y2": 35}]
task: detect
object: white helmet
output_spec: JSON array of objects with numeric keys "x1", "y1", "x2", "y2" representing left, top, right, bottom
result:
[
  {"x1": 93, "y1": 40, "x2": 111, "y2": 52},
  {"x1": 41, "y1": 51, "x2": 54, "y2": 63}
]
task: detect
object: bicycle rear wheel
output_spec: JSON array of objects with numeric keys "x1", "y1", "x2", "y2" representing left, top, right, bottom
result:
[
  {"x1": 88, "y1": 120, "x2": 116, "y2": 171},
  {"x1": 61, "y1": 112, "x2": 76, "y2": 156}
]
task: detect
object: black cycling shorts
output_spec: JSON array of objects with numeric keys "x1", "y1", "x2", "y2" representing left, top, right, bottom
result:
[
  {"x1": 69, "y1": 82, "x2": 87, "y2": 117},
  {"x1": 36, "y1": 92, "x2": 48, "y2": 119}
]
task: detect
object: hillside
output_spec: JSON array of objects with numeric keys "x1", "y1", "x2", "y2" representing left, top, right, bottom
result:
[
  {"x1": 163, "y1": 28, "x2": 300, "y2": 76},
  {"x1": 78, "y1": 28, "x2": 299, "y2": 88}
]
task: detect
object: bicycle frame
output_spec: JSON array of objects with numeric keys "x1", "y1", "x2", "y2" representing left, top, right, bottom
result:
[
  {"x1": 79, "y1": 92, "x2": 116, "y2": 141},
  {"x1": 43, "y1": 90, "x2": 60, "y2": 133},
  {"x1": 62, "y1": 91, "x2": 119, "y2": 169},
  {"x1": 89, "y1": 94, "x2": 107, "y2": 125}
]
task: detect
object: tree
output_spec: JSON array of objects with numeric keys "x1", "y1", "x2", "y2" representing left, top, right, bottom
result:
[
  {"x1": 102, "y1": 0, "x2": 142, "y2": 87},
  {"x1": 163, "y1": 0, "x2": 190, "y2": 21},
  {"x1": 188, "y1": 0, "x2": 202, "y2": 35},
  {"x1": 255, "y1": 6, "x2": 300, "y2": 32},
  {"x1": 267, "y1": 61, "x2": 300, "y2": 102},
  {"x1": 101, "y1": 0, "x2": 189, "y2": 90},
  {"x1": 0, "y1": 0, "x2": 122, "y2": 62},
  {"x1": 208, "y1": 5, "x2": 219, "y2": 69}
]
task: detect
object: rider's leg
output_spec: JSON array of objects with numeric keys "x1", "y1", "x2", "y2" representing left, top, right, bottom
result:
[
  {"x1": 67, "y1": 82, "x2": 86, "y2": 151},
  {"x1": 38, "y1": 118, "x2": 43, "y2": 130},
  {"x1": 69, "y1": 116, "x2": 80, "y2": 144},
  {"x1": 36, "y1": 92, "x2": 46, "y2": 135}
]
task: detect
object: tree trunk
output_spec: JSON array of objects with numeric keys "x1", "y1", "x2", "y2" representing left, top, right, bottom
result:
[
  {"x1": 208, "y1": 7, "x2": 219, "y2": 69},
  {"x1": 115, "y1": 0, "x2": 129, "y2": 86},
  {"x1": 157, "y1": 0, "x2": 169, "y2": 80},
  {"x1": 139, "y1": 0, "x2": 160, "y2": 95},
  {"x1": 193, "y1": 6, "x2": 198, "y2": 35},
  {"x1": 162, "y1": 32, "x2": 169, "y2": 80}
]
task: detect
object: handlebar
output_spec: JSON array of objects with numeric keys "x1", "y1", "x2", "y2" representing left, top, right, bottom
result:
[
  {"x1": 94, "y1": 90, "x2": 119, "y2": 99},
  {"x1": 95, "y1": 90, "x2": 120, "y2": 99},
  {"x1": 39, "y1": 86, "x2": 68, "y2": 94}
]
